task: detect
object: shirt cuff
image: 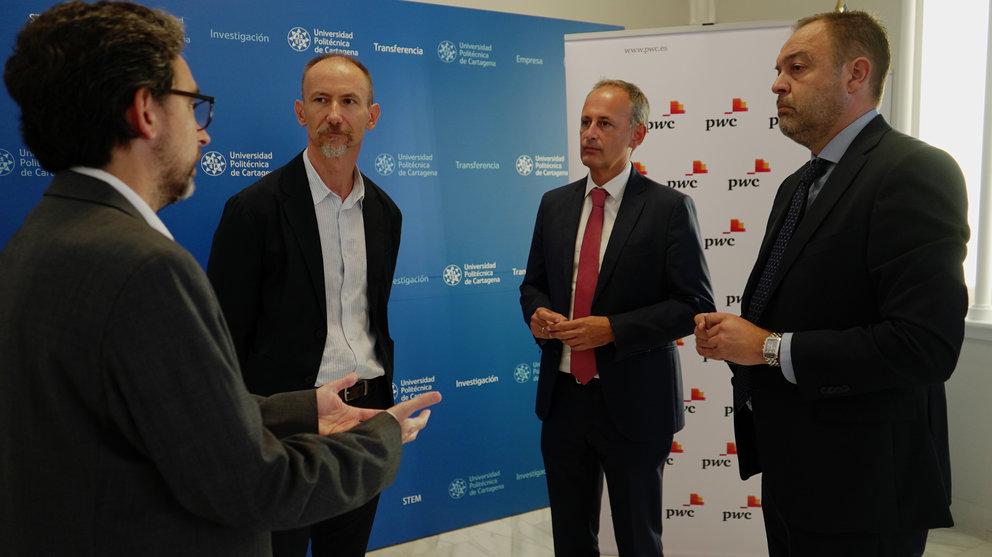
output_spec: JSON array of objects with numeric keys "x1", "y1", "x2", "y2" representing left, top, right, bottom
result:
[{"x1": 780, "y1": 332, "x2": 797, "y2": 384}]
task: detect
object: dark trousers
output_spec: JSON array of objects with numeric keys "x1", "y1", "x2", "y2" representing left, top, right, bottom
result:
[
  {"x1": 762, "y1": 482, "x2": 929, "y2": 557},
  {"x1": 541, "y1": 375, "x2": 671, "y2": 557},
  {"x1": 270, "y1": 380, "x2": 391, "y2": 557}
]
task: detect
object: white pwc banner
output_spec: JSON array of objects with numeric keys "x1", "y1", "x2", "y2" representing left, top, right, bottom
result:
[{"x1": 564, "y1": 23, "x2": 809, "y2": 557}]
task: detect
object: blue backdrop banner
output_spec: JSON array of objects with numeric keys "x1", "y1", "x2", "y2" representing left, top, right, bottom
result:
[{"x1": 0, "y1": 0, "x2": 617, "y2": 549}]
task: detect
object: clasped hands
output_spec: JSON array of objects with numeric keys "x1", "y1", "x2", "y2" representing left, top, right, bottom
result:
[
  {"x1": 692, "y1": 312, "x2": 769, "y2": 366},
  {"x1": 529, "y1": 307, "x2": 615, "y2": 352},
  {"x1": 316, "y1": 373, "x2": 441, "y2": 444}
]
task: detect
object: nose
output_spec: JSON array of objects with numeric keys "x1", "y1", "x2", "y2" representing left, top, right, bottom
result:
[
  {"x1": 325, "y1": 101, "x2": 344, "y2": 124},
  {"x1": 772, "y1": 73, "x2": 789, "y2": 95},
  {"x1": 198, "y1": 128, "x2": 210, "y2": 146}
]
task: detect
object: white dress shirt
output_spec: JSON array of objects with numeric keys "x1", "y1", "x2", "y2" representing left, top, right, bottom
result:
[
  {"x1": 559, "y1": 163, "x2": 632, "y2": 374},
  {"x1": 302, "y1": 149, "x2": 385, "y2": 386}
]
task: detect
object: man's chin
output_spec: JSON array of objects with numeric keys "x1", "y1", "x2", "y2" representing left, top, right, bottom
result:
[{"x1": 177, "y1": 179, "x2": 195, "y2": 201}]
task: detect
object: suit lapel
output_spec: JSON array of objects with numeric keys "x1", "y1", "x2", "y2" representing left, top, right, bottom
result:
[
  {"x1": 362, "y1": 174, "x2": 386, "y2": 309},
  {"x1": 279, "y1": 153, "x2": 327, "y2": 313},
  {"x1": 596, "y1": 168, "x2": 645, "y2": 300},
  {"x1": 750, "y1": 116, "x2": 890, "y2": 305},
  {"x1": 554, "y1": 180, "x2": 587, "y2": 298}
]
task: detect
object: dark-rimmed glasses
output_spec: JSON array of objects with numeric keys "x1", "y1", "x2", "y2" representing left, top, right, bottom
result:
[{"x1": 169, "y1": 89, "x2": 215, "y2": 130}]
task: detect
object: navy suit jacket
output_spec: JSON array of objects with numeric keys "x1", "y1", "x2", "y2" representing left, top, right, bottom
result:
[
  {"x1": 732, "y1": 116, "x2": 968, "y2": 532},
  {"x1": 520, "y1": 167, "x2": 715, "y2": 443},
  {"x1": 208, "y1": 152, "x2": 401, "y2": 398}
]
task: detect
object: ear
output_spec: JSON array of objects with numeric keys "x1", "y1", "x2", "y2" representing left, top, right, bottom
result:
[
  {"x1": 628, "y1": 123, "x2": 647, "y2": 150},
  {"x1": 366, "y1": 103, "x2": 381, "y2": 131},
  {"x1": 846, "y1": 56, "x2": 871, "y2": 95},
  {"x1": 295, "y1": 99, "x2": 307, "y2": 126},
  {"x1": 125, "y1": 87, "x2": 159, "y2": 140}
]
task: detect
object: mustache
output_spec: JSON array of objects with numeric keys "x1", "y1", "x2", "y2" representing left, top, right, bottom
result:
[{"x1": 318, "y1": 123, "x2": 353, "y2": 137}]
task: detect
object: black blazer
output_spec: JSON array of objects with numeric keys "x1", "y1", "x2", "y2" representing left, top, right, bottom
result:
[
  {"x1": 208, "y1": 152, "x2": 401, "y2": 398},
  {"x1": 733, "y1": 115, "x2": 969, "y2": 532},
  {"x1": 520, "y1": 167, "x2": 715, "y2": 443}
]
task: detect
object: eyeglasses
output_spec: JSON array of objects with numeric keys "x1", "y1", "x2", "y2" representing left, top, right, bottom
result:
[{"x1": 168, "y1": 89, "x2": 215, "y2": 130}]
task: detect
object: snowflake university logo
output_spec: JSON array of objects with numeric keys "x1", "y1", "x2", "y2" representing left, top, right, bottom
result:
[
  {"x1": 392, "y1": 383, "x2": 399, "y2": 400},
  {"x1": 515, "y1": 155, "x2": 534, "y2": 176},
  {"x1": 513, "y1": 363, "x2": 531, "y2": 384},
  {"x1": 200, "y1": 151, "x2": 227, "y2": 177},
  {"x1": 287, "y1": 27, "x2": 311, "y2": 52},
  {"x1": 374, "y1": 153, "x2": 395, "y2": 176},
  {"x1": 448, "y1": 478, "x2": 468, "y2": 499},
  {"x1": 0, "y1": 149, "x2": 15, "y2": 177},
  {"x1": 437, "y1": 40, "x2": 457, "y2": 63},
  {"x1": 442, "y1": 265, "x2": 463, "y2": 286}
]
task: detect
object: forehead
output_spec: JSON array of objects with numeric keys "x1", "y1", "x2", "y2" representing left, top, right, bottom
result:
[
  {"x1": 777, "y1": 20, "x2": 830, "y2": 64},
  {"x1": 581, "y1": 86, "x2": 632, "y2": 120},
  {"x1": 303, "y1": 58, "x2": 371, "y2": 98},
  {"x1": 171, "y1": 56, "x2": 196, "y2": 89}
]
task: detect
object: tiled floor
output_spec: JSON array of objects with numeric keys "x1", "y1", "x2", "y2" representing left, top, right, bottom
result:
[{"x1": 366, "y1": 507, "x2": 992, "y2": 556}]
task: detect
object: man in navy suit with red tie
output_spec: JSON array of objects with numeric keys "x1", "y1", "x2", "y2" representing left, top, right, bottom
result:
[{"x1": 520, "y1": 79, "x2": 714, "y2": 556}]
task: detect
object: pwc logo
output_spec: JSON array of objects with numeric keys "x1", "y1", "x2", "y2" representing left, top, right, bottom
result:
[
  {"x1": 705, "y1": 218, "x2": 745, "y2": 250},
  {"x1": 702, "y1": 441, "x2": 738, "y2": 470},
  {"x1": 723, "y1": 495, "x2": 761, "y2": 522},
  {"x1": 700, "y1": 443, "x2": 737, "y2": 470},
  {"x1": 665, "y1": 160, "x2": 706, "y2": 190},
  {"x1": 705, "y1": 98, "x2": 749, "y2": 131},
  {"x1": 633, "y1": 161, "x2": 647, "y2": 175},
  {"x1": 727, "y1": 98, "x2": 748, "y2": 113},
  {"x1": 647, "y1": 100, "x2": 684, "y2": 131},
  {"x1": 729, "y1": 158, "x2": 771, "y2": 190},
  {"x1": 724, "y1": 219, "x2": 746, "y2": 234},
  {"x1": 684, "y1": 387, "x2": 704, "y2": 415},
  {"x1": 648, "y1": 101, "x2": 685, "y2": 131},
  {"x1": 666, "y1": 493, "x2": 704, "y2": 519},
  {"x1": 667, "y1": 440, "x2": 683, "y2": 465}
]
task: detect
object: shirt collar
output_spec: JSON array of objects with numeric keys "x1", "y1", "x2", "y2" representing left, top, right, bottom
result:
[
  {"x1": 69, "y1": 166, "x2": 174, "y2": 240},
  {"x1": 584, "y1": 161, "x2": 631, "y2": 201},
  {"x1": 816, "y1": 109, "x2": 878, "y2": 164},
  {"x1": 303, "y1": 148, "x2": 365, "y2": 208}
]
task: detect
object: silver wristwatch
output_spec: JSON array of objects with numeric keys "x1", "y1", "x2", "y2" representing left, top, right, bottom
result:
[{"x1": 762, "y1": 332, "x2": 782, "y2": 367}]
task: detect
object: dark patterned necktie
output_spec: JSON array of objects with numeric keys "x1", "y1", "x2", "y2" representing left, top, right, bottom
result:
[{"x1": 735, "y1": 158, "x2": 827, "y2": 409}]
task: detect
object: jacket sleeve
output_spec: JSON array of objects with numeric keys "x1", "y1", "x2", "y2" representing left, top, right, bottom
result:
[{"x1": 102, "y1": 248, "x2": 402, "y2": 530}]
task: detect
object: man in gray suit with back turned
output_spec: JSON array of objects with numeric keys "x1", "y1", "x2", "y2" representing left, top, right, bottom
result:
[{"x1": 0, "y1": 2, "x2": 439, "y2": 555}]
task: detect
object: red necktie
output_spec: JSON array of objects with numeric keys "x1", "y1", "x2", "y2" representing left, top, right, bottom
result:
[{"x1": 570, "y1": 187, "x2": 607, "y2": 384}]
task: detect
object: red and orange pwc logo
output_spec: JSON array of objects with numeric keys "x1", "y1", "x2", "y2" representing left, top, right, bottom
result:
[
  {"x1": 727, "y1": 97, "x2": 748, "y2": 113},
  {"x1": 685, "y1": 160, "x2": 708, "y2": 176},
  {"x1": 671, "y1": 440, "x2": 684, "y2": 454},
  {"x1": 684, "y1": 493, "x2": 704, "y2": 506},
  {"x1": 633, "y1": 161, "x2": 647, "y2": 175},
  {"x1": 742, "y1": 495, "x2": 761, "y2": 508},
  {"x1": 720, "y1": 442, "x2": 738, "y2": 456},
  {"x1": 723, "y1": 219, "x2": 746, "y2": 234},
  {"x1": 752, "y1": 158, "x2": 771, "y2": 173},
  {"x1": 665, "y1": 100, "x2": 686, "y2": 116}
]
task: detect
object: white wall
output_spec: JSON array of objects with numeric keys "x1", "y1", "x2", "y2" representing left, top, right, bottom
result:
[{"x1": 404, "y1": 0, "x2": 992, "y2": 539}]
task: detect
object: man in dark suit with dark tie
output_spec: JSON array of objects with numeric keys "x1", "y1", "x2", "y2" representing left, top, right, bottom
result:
[
  {"x1": 694, "y1": 11, "x2": 968, "y2": 557},
  {"x1": 520, "y1": 79, "x2": 715, "y2": 556},
  {"x1": 207, "y1": 54, "x2": 400, "y2": 557},
  {"x1": 0, "y1": 3, "x2": 438, "y2": 555}
]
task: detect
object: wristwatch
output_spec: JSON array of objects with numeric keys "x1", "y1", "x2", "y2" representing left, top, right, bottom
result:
[{"x1": 762, "y1": 332, "x2": 782, "y2": 367}]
